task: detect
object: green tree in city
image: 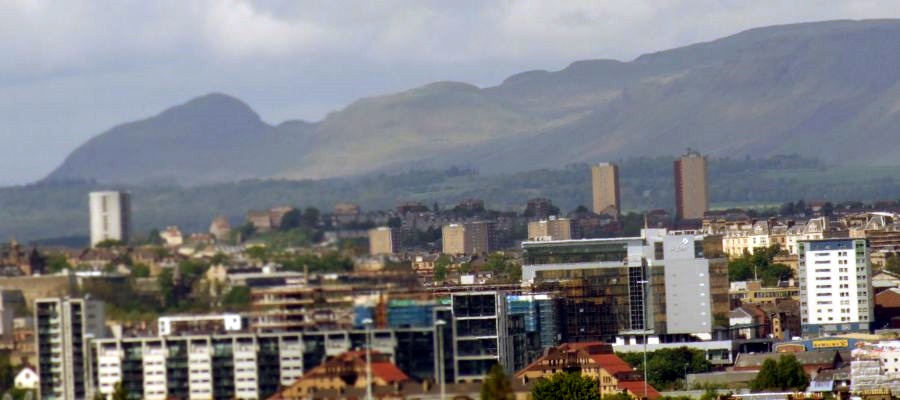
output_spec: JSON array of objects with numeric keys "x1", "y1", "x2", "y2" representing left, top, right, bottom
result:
[
  {"x1": 44, "y1": 252, "x2": 72, "y2": 274},
  {"x1": 434, "y1": 254, "x2": 451, "y2": 282},
  {"x1": 130, "y1": 263, "x2": 151, "y2": 278},
  {"x1": 112, "y1": 381, "x2": 128, "y2": 400},
  {"x1": 480, "y1": 363, "x2": 513, "y2": 400},
  {"x1": 749, "y1": 354, "x2": 809, "y2": 391},
  {"x1": 532, "y1": 372, "x2": 601, "y2": 400},
  {"x1": 727, "y1": 245, "x2": 792, "y2": 286},
  {"x1": 618, "y1": 347, "x2": 710, "y2": 390},
  {"x1": 279, "y1": 208, "x2": 302, "y2": 230}
]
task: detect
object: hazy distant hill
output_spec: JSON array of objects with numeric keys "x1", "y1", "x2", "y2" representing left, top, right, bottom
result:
[{"x1": 47, "y1": 19, "x2": 900, "y2": 185}]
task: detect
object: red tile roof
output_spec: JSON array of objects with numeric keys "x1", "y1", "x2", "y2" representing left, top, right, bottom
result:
[
  {"x1": 590, "y1": 354, "x2": 634, "y2": 375},
  {"x1": 617, "y1": 380, "x2": 662, "y2": 400},
  {"x1": 371, "y1": 361, "x2": 410, "y2": 383}
]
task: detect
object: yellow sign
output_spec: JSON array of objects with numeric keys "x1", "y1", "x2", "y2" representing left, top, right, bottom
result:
[{"x1": 812, "y1": 339, "x2": 848, "y2": 349}]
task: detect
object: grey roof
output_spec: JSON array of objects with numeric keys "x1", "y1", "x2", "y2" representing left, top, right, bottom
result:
[{"x1": 733, "y1": 350, "x2": 841, "y2": 369}]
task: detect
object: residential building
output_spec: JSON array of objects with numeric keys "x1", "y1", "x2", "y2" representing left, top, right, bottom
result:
[
  {"x1": 92, "y1": 328, "x2": 440, "y2": 400},
  {"x1": 441, "y1": 222, "x2": 496, "y2": 255},
  {"x1": 209, "y1": 215, "x2": 232, "y2": 240},
  {"x1": 729, "y1": 280, "x2": 800, "y2": 306},
  {"x1": 369, "y1": 227, "x2": 399, "y2": 255},
  {"x1": 271, "y1": 350, "x2": 409, "y2": 399},
  {"x1": 591, "y1": 163, "x2": 621, "y2": 217},
  {"x1": 515, "y1": 342, "x2": 660, "y2": 399},
  {"x1": 799, "y1": 239, "x2": 873, "y2": 336},
  {"x1": 527, "y1": 217, "x2": 572, "y2": 241},
  {"x1": 246, "y1": 210, "x2": 273, "y2": 233},
  {"x1": 35, "y1": 297, "x2": 106, "y2": 400},
  {"x1": 159, "y1": 226, "x2": 183, "y2": 247},
  {"x1": 451, "y1": 291, "x2": 527, "y2": 381},
  {"x1": 89, "y1": 191, "x2": 131, "y2": 247},
  {"x1": 524, "y1": 198, "x2": 557, "y2": 220},
  {"x1": 521, "y1": 229, "x2": 729, "y2": 343},
  {"x1": 673, "y1": 151, "x2": 708, "y2": 220}
]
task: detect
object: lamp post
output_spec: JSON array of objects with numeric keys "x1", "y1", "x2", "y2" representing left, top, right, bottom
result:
[
  {"x1": 435, "y1": 319, "x2": 447, "y2": 400},
  {"x1": 363, "y1": 318, "x2": 374, "y2": 400},
  {"x1": 637, "y1": 279, "x2": 649, "y2": 400}
]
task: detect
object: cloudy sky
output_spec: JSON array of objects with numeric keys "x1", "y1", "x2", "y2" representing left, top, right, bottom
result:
[{"x1": 1, "y1": 0, "x2": 899, "y2": 185}]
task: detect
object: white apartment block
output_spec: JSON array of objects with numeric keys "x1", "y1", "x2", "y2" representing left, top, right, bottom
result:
[
  {"x1": 35, "y1": 297, "x2": 106, "y2": 400},
  {"x1": 92, "y1": 328, "x2": 430, "y2": 400},
  {"x1": 799, "y1": 239, "x2": 873, "y2": 336},
  {"x1": 89, "y1": 191, "x2": 131, "y2": 247}
]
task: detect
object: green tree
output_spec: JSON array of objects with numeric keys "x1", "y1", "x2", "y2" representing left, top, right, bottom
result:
[
  {"x1": 618, "y1": 347, "x2": 710, "y2": 390},
  {"x1": 222, "y1": 286, "x2": 252, "y2": 310},
  {"x1": 301, "y1": 207, "x2": 320, "y2": 228},
  {"x1": 0, "y1": 352, "x2": 15, "y2": 391},
  {"x1": 112, "y1": 381, "x2": 128, "y2": 400},
  {"x1": 434, "y1": 255, "x2": 451, "y2": 282},
  {"x1": 532, "y1": 372, "x2": 601, "y2": 400},
  {"x1": 245, "y1": 246, "x2": 269, "y2": 262},
  {"x1": 44, "y1": 253, "x2": 72, "y2": 274},
  {"x1": 94, "y1": 239, "x2": 125, "y2": 248},
  {"x1": 481, "y1": 363, "x2": 513, "y2": 400},
  {"x1": 749, "y1": 354, "x2": 809, "y2": 392},
  {"x1": 600, "y1": 394, "x2": 631, "y2": 400},
  {"x1": 130, "y1": 263, "x2": 151, "y2": 278},
  {"x1": 279, "y1": 208, "x2": 302, "y2": 230}
]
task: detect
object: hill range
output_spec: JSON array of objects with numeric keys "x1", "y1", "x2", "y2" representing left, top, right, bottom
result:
[{"x1": 45, "y1": 19, "x2": 900, "y2": 185}]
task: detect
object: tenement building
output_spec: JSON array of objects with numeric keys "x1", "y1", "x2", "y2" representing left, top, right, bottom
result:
[{"x1": 35, "y1": 297, "x2": 107, "y2": 400}]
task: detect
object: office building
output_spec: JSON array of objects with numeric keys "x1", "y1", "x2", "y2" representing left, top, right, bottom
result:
[
  {"x1": 799, "y1": 239, "x2": 873, "y2": 336},
  {"x1": 88, "y1": 191, "x2": 131, "y2": 247},
  {"x1": 527, "y1": 217, "x2": 572, "y2": 241},
  {"x1": 441, "y1": 222, "x2": 496, "y2": 255},
  {"x1": 36, "y1": 297, "x2": 106, "y2": 400},
  {"x1": 451, "y1": 291, "x2": 527, "y2": 381},
  {"x1": 674, "y1": 151, "x2": 709, "y2": 220},
  {"x1": 506, "y1": 294, "x2": 560, "y2": 351},
  {"x1": 369, "y1": 227, "x2": 399, "y2": 255},
  {"x1": 521, "y1": 229, "x2": 729, "y2": 343},
  {"x1": 591, "y1": 163, "x2": 621, "y2": 216},
  {"x1": 92, "y1": 327, "x2": 439, "y2": 400}
]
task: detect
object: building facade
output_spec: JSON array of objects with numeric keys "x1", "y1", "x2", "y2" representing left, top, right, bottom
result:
[
  {"x1": 799, "y1": 239, "x2": 873, "y2": 336},
  {"x1": 521, "y1": 229, "x2": 729, "y2": 343},
  {"x1": 368, "y1": 227, "x2": 399, "y2": 255},
  {"x1": 93, "y1": 328, "x2": 439, "y2": 400},
  {"x1": 527, "y1": 217, "x2": 572, "y2": 241},
  {"x1": 36, "y1": 297, "x2": 106, "y2": 400},
  {"x1": 89, "y1": 191, "x2": 131, "y2": 247},
  {"x1": 441, "y1": 222, "x2": 496, "y2": 255},
  {"x1": 450, "y1": 291, "x2": 527, "y2": 382},
  {"x1": 591, "y1": 163, "x2": 621, "y2": 217},
  {"x1": 673, "y1": 151, "x2": 708, "y2": 220}
]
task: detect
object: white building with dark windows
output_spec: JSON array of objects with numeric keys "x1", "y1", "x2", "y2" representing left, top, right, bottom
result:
[
  {"x1": 35, "y1": 297, "x2": 106, "y2": 400},
  {"x1": 799, "y1": 239, "x2": 873, "y2": 336},
  {"x1": 89, "y1": 191, "x2": 131, "y2": 247}
]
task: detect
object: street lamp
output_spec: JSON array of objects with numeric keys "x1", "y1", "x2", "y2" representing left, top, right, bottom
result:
[
  {"x1": 362, "y1": 318, "x2": 374, "y2": 400},
  {"x1": 435, "y1": 319, "x2": 447, "y2": 400},
  {"x1": 637, "y1": 279, "x2": 649, "y2": 400}
]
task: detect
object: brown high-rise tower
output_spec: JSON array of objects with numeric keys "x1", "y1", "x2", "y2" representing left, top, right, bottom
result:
[
  {"x1": 674, "y1": 150, "x2": 709, "y2": 220},
  {"x1": 591, "y1": 163, "x2": 620, "y2": 216}
]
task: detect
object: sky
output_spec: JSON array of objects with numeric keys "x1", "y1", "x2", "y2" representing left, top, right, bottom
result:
[{"x1": 1, "y1": 0, "x2": 900, "y2": 185}]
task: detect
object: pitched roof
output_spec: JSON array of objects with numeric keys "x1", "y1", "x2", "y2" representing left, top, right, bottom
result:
[{"x1": 617, "y1": 380, "x2": 662, "y2": 399}]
